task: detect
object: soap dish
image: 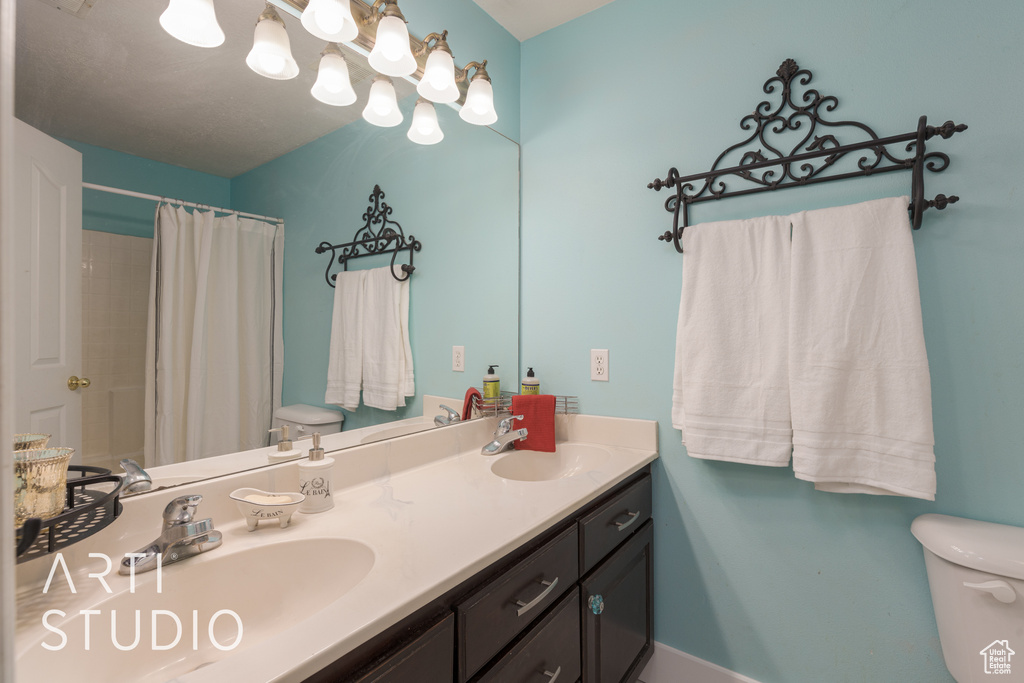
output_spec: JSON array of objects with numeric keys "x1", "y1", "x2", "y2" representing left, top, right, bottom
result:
[{"x1": 230, "y1": 488, "x2": 305, "y2": 531}]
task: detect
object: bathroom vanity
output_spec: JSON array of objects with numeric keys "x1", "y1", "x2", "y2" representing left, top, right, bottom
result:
[
  {"x1": 14, "y1": 414, "x2": 657, "y2": 683},
  {"x1": 312, "y1": 468, "x2": 653, "y2": 682}
]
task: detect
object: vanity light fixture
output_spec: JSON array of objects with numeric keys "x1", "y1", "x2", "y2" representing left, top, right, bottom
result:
[
  {"x1": 300, "y1": 0, "x2": 358, "y2": 43},
  {"x1": 365, "y1": 0, "x2": 417, "y2": 78},
  {"x1": 407, "y1": 98, "x2": 443, "y2": 145},
  {"x1": 159, "y1": 0, "x2": 225, "y2": 48},
  {"x1": 311, "y1": 44, "x2": 357, "y2": 106},
  {"x1": 458, "y1": 61, "x2": 497, "y2": 125},
  {"x1": 246, "y1": 4, "x2": 300, "y2": 80},
  {"x1": 362, "y1": 76, "x2": 403, "y2": 127},
  {"x1": 415, "y1": 31, "x2": 459, "y2": 104}
]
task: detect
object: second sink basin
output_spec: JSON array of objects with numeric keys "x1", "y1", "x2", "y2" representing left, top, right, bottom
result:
[
  {"x1": 17, "y1": 537, "x2": 375, "y2": 683},
  {"x1": 491, "y1": 443, "x2": 611, "y2": 482}
]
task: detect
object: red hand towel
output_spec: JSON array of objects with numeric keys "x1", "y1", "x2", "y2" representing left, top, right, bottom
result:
[
  {"x1": 462, "y1": 387, "x2": 482, "y2": 421},
  {"x1": 511, "y1": 394, "x2": 556, "y2": 452}
]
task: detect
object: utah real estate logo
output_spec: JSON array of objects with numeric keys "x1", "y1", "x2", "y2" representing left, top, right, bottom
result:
[{"x1": 980, "y1": 640, "x2": 1014, "y2": 675}]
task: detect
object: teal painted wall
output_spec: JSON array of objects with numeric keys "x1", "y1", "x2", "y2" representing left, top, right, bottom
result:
[
  {"x1": 61, "y1": 139, "x2": 231, "y2": 238},
  {"x1": 520, "y1": 1, "x2": 1023, "y2": 681},
  {"x1": 231, "y1": 100, "x2": 519, "y2": 431}
]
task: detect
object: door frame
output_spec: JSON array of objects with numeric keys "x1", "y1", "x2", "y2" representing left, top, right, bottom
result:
[{"x1": 1, "y1": 0, "x2": 18, "y2": 679}]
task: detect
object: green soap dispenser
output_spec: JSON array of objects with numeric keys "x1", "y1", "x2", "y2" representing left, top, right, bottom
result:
[
  {"x1": 483, "y1": 364, "x2": 500, "y2": 399},
  {"x1": 521, "y1": 367, "x2": 540, "y2": 395}
]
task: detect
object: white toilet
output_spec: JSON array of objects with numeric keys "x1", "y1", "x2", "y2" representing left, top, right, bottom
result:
[
  {"x1": 272, "y1": 404, "x2": 344, "y2": 442},
  {"x1": 912, "y1": 514, "x2": 1024, "y2": 682}
]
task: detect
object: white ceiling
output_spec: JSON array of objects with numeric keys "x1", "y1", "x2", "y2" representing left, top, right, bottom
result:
[
  {"x1": 469, "y1": 0, "x2": 615, "y2": 41},
  {"x1": 15, "y1": 0, "x2": 610, "y2": 177}
]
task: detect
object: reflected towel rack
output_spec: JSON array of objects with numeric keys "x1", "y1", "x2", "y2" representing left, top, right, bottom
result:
[
  {"x1": 315, "y1": 184, "x2": 422, "y2": 285},
  {"x1": 648, "y1": 59, "x2": 968, "y2": 253}
]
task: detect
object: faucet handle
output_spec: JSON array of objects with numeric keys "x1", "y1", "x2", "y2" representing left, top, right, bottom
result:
[
  {"x1": 496, "y1": 415, "x2": 524, "y2": 435},
  {"x1": 162, "y1": 494, "x2": 203, "y2": 527},
  {"x1": 439, "y1": 404, "x2": 461, "y2": 421}
]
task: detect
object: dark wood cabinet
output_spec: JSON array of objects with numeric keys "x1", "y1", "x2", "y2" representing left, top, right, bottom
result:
[
  {"x1": 581, "y1": 520, "x2": 653, "y2": 683},
  {"x1": 350, "y1": 613, "x2": 455, "y2": 683},
  {"x1": 308, "y1": 468, "x2": 653, "y2": 683}
]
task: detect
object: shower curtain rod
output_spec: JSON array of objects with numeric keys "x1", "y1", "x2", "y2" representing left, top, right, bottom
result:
[{"x1": 82, "y1": 182, "x2": 285, "y2": 225}]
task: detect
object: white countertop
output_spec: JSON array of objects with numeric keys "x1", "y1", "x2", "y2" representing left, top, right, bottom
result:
[{"x1": 15, "y1": 414, "x2": 657, "y2": 683}]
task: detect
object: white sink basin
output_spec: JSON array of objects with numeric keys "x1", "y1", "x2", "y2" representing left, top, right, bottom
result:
[
  {"x1": 17, "y1": 538, "x2": 374, "y2": 683},
  {"x1": 491, "y1": 444, "x2": 612, "y2": 482}
]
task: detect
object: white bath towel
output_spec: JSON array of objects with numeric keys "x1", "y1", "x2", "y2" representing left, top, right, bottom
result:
[
  {"x1": 360, "y1": 267, "x2": 414, "y2": 411},
  {"x1": 672, "y1": 215, "x2": 794, "y2": 465},
  {"x1": 325, "y1": 270, "x2": 366, "y2": 411},
  {"x1": 789, "y1": 196, "x2": 936, "y2": 500}
]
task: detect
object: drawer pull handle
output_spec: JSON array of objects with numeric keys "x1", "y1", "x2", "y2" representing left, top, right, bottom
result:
[
  {"x1": 514, "y1": 577, "x2": 559, "y2": 617},
  {"x1": 542, "y1": 666, "x2": 562, "y2": 681},
  {"x1": 613, "y1": 510, "x2": 641, "y2": 532}
]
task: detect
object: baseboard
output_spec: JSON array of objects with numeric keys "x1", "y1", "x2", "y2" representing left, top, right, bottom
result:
[{"x1": 638, "y1": 642, "x2": 763, "y2": 683}]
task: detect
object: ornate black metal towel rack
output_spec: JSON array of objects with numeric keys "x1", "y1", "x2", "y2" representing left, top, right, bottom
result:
[
  {"x1": 648, "y1": 59, "x2": 967, "y2": 253},
  {"x1": 315, "y1": 184, "x2": 422, "y2": 285}
]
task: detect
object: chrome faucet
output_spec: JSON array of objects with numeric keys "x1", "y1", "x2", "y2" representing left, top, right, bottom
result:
[
  {"x1": 119, "y1": 494, "x2": 222, "y2": 575},
  {"x1": 481, "y1": 415, "x2": 528, "y2": 455},
  {"x1": 434, "y1": 404, "x2": 462, "y2": 427},
  {"x1": 119, "y1": 458, "x2": 152, "y2": 495}
]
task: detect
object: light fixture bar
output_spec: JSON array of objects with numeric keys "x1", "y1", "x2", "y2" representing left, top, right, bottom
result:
[{"x1": 272, "y1": 0, "x2": 474, "y2": 105}]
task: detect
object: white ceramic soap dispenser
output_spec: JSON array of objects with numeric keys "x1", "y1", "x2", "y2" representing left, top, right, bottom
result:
[
  {"x1": 298, "y1": 433, "x2": 334, "y2": 513},
  {"x1": 267, "y1": 425, "x2": 303, "y2": 463}
]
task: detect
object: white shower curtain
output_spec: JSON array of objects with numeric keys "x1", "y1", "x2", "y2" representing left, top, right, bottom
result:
[{"x1": 144, "y1": 204, "x2": 284, "y2": 466}]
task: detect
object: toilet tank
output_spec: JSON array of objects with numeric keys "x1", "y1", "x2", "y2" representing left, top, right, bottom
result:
[
  {"x1": 272, "y1": 404, "x2": 344, "y2": 442},
  {"x1": 912, "y1": 514, "x2": 1024, "y2": 683}
]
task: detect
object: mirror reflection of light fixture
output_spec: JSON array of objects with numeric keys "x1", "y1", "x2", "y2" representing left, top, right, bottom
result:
[
  {"x1": 311, "y1": 44, "x2": 357, "y2": 106},
  {"x1": 246, "y1": 4, "x2": 300, "y2": 80},
  {"x1": 301, "y1": 0, "x2": 358, "y2": 43},
  {"x1": 458, "y1": 60, "x2": 497, "y2": 126},
  {"x1": 407, "y1": 98, "x2": 443, "y2": 145},
  {"x1": 365, "y1": 0, "x2": 417, "y2": 78},
  {"x1": 362, "y1": 76, "x2": 403, "y2": 127},
  {"x1": 415, "y1": 31, "x2": 459, "y2": 104},
  {"x1": 159, "y1": 0, "x2": 225, "y2": 48}
]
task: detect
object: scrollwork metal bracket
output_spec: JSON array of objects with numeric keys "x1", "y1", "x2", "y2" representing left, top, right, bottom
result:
[
  {"x1": 314, "y1": 184, "x2": 422, "y2": 286},
  {"x1": 648, "y1": 59, "x2": 968, "y2": 252}
]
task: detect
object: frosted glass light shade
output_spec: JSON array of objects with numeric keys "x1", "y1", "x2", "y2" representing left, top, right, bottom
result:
[
  {"x1": 301, "y1": 0, "x2": 357, "y2": 43},
  {"x1": 246, "y1": 10, "x2": 299, "y2": 80},
  {"x1": 362, "y1": 77, "x2": 403, "y2": 127},
  {"x1": 312, "y1": 49, "x2": 357, "y2": 106},
  {"x1": 417, "y1": 49, "x2": 459, "y2": 103},
  {"x1": 460, "y1": 77, "x2": 497, "y2": 125},
  {"x1": 368, "y1": 15, "x2": 416, "y2": 77},
  {"x1": 159, "y1": 0, "x2": 225, "y2": 48},
  {"x1": 407, "y1": 99, "x2": 443, "y2": 145}
]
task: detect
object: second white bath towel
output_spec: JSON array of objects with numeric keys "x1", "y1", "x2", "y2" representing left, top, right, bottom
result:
[{"x1": 789, "y1": 196, "x2": 936, "y2": 500}]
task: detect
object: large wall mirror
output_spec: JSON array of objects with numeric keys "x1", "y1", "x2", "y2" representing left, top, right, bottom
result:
[{"x1": 13, "y1": 0, "x2": 519, "y2": 491}]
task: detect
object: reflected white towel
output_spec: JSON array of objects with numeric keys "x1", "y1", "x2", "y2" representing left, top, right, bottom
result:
[
  {"x1": 361, "y1": 267, "x2": 414, "y2": 411},
  {"x1": 672, "y1": 215, "x2": 794, "y2": 465},
  {"x1": 789, "y1": 196, "x2": 936, "y2": 500},
  {"x1": 325, "y1": 271, "x2": 366, "y2": 411}
]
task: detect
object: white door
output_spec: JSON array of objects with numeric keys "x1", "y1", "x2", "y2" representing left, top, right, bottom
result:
[{"x1": 13, "y1": 119, "x2": 83, "y2": 460}]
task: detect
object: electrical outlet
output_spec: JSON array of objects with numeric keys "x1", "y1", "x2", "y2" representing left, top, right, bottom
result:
[
  {"x1": 452, "y1": 345, "x2": 465, "y2": 372},
  {"x1": 591, "y1": 349, "x2": 609, "y2": 381}
]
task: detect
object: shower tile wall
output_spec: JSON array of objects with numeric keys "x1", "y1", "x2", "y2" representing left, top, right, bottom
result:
[{"x1": 81, "y1": 230, "x2": 152, "y2": 471}]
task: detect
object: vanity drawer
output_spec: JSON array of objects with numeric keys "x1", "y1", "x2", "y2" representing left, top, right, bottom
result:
[
  {"x1": 578, "y1": 474, "x2": 651, "y2": 574},
  {"x1": 351, "y1": 612, "x2": 454, "y2": 683},
  {"x1": 457, "y1": 524, "x2": 579, "y2": 681},
  {"x1": 474, "y1": 590, "x2": 581, "y2": 683}
]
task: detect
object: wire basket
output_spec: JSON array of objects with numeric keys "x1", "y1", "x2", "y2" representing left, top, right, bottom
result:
[{"x1": 471, "y1": 391, "x2": 579, "y2": 417}]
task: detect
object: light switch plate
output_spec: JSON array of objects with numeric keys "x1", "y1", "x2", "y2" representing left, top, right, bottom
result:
[
  {"x1": 591, "y1": 349, "x2": 609, "y2": 381},
  {"x1": 453, "y1": 346, "x2": 465, "y2": 372}
]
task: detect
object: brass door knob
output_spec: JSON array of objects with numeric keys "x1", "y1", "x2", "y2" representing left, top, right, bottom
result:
[{"x1": 67, "y1": 376, "x2": 91, "y2": 391}]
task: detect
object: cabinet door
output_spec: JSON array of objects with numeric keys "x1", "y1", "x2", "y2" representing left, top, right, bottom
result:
[
  {"x1": 352, "y1": 613, "x2": 454, "y2": 683},
  {"x1": 580, "y1": 520, "x2": 653, "y2": 683}
]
